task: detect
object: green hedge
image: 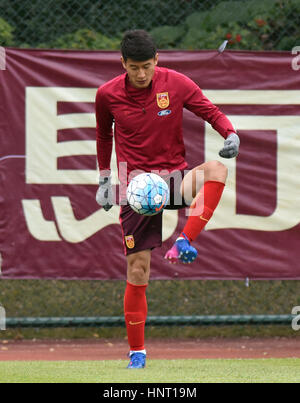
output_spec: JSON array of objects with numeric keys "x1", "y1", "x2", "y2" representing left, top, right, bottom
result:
[
  {"x1": 1, "y1": 279, "x2": 300, "y2": 339},
  {"x1": 0, "y1": 17, "x2": 13, "y2": 46},
  {"x1": 151, "y1": 0, "x2": 300, "y2": 50},
  {"x1": 1, "y1": 0, "x2": 299, "y2": 50}
]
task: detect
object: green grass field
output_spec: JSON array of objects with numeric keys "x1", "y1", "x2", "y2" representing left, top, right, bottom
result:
[{"x1": 0, "y1": 358, "x2": 300, "y2": 383}]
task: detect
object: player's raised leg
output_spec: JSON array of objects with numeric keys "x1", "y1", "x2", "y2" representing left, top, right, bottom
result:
[
  {"x1": 164, "y1": 160, "x2": 227, "y2": 264},
  {"x1": 125, "y1": 249, "x2": 150, "y2": 368}
]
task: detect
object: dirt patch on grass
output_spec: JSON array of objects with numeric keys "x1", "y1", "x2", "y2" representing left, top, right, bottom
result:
[{"x1": 0, "y1": 337, "x2": 299, "y2": 361}]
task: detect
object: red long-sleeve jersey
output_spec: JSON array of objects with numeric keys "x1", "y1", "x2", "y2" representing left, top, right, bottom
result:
[{"x1": 95, "y1": 66, "x2": 235, "y2": 178}]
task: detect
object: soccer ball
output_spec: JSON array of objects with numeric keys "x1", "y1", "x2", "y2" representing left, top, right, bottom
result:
[{"x1": 127, "y1": 173, "x2": 170, "y2": 216}]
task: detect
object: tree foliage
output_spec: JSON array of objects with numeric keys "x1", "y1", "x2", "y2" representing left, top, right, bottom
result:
[{"x1": 0, "y1": 0, "x2": 299, "y2": 50}]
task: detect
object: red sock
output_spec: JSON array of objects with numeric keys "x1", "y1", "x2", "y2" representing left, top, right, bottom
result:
[
  {"x1": 124, "y1": 281, "x2": 148, "y2": 351},
  {"x1": 181, "y1": 180, "x2": 225, "y2": 242}
]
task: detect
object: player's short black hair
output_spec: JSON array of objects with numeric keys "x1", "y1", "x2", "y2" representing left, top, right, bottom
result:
[{"x1": 121, "y1": 30, "x2": 157, "y2": 62}]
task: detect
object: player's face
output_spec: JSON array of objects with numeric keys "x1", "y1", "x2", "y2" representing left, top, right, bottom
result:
[{"x1": 122, "y1": 54, "x2": 158, "y2": 89}]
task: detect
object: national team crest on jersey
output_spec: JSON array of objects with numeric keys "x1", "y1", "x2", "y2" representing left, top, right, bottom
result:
[
  {"x1": 156, "y1": 92, "x2": 169, "y2": 109},
  {"x1": 125, "y1": 235, "x2": 135, "y2": 249}
]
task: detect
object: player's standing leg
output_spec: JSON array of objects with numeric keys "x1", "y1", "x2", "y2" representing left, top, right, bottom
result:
[
  {"x1": 124, "y1": 249, "x2": 150, "y2": 368},
  {"x1": 165, "y1": 160, "x2": 227, "y2": 263}
]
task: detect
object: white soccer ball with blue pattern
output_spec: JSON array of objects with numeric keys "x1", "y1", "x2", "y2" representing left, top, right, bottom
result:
[{"x1": 127, "y1": 173, "x2": 170, "y2": 216}]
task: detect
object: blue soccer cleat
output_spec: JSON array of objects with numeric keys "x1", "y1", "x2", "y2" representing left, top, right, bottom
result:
[
  {"x1": 164, "y1": 233, "x2": 198, "y2": 264},
  {"x1": 127, "y1": 352, "x2": 146, "y2": 369}
]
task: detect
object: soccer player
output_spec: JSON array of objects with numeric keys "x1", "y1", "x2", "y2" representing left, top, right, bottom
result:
[{"x1": 95, "y1": 30, "x2": 240, "y2": 369}]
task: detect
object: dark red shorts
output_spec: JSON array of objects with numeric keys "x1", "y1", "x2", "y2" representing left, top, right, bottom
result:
[{"x1": 119, "y1": 170, "x2": 188, "y2": 256}]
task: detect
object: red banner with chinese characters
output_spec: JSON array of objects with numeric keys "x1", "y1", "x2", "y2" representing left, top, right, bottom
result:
[{"x1": 0, "y1": 48, "x2": 300, "y2": 280}]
